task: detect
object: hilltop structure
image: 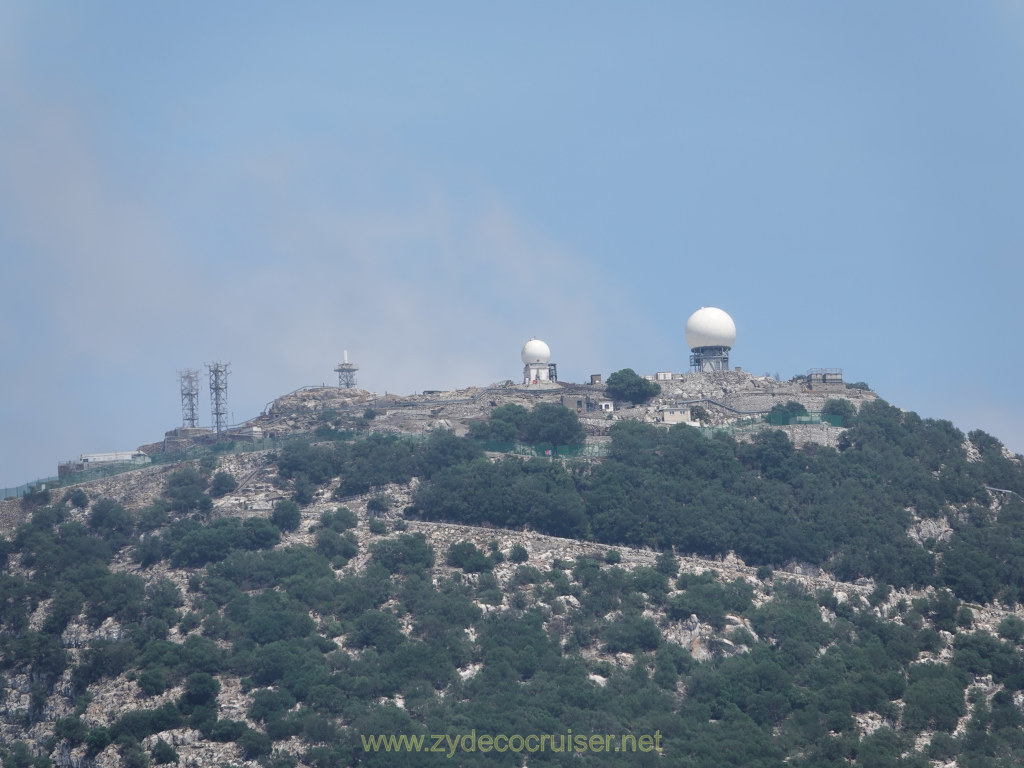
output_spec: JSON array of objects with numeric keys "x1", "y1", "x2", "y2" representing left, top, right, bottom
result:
[
  {"x1": 686, "y1": 306, "x2": 736, "y2": 372},
  {"x1": 522, "y1": 338, "x2": 557, "y2": 385},
  {"x1": 57, "y1": 308, "x2": 860, "y2": 482},
  {"x1": 334, "y1": 350, "x2": 359, "y2": 389}
]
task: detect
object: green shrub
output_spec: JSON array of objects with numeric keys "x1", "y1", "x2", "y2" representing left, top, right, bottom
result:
[
  {"x1": 209, "y1": 471, "x2": 238, "y2": 498},
  {"x1": 150, "y1": 739, "x2": 179, "y2": 765},
  {"x1": 509, "y1": 566, "x2": 544, "y2": 587},
  {"x1": 237, "y1": 728, "x2": 273, "y2": 759},
  {"x1": 84, "y1": 728, "x2": 111, "y2": 759},
  {"x1": 137, "y1": 668, "x2": 167, "y2": 696},
  {"x1": 822, "y1": 398, "x2": 856, "y2": 426},
  {"x1": 370, "y1": 534, "x2": 435, "y2": 574},
  {"x1": 446, "y1": 542, "x2": 492, "y2": 572},
  {"x1": 365, "y1": 495, "x2": 391, "y2": 516},
  {"x1": 66, "y1": 488, "x2": 89, "y2": 509},
  {"x1": 54, "y1": 716, "x2": 88, "y2": 745},
  {"x1": 902, "y1": 663, "x2": 968, "y2": 732},
  {"x1": 655, "y1": 550, "x2": 679, "y2": 577},
  {"x1": 314, "y1": 529, "x2": 359, "y2": 564},
  {"x1": 88, "y1": 499, "x2": 134, "y2": 541},
  {"x1": 998, "y1": 616, "x2": 1024, "y2": 644},
  {"x1": 208, "y1": 719, "x2": 246, "y2": 742},
  {"x1": 320, "y1": 507, "x2": 358, "y2": 531},
  {"x1": 164, "y1": 469, "x2": 210, "y2": 513},
  {"x1": 603, "y1": 615, "x2": 661, "y2": 653},
  {"x1": 179, "y1": 672, "x2": 219, "y2": 710},
  {"x1": 271, "y1": 500, "x2": 301, "y2": 532}
]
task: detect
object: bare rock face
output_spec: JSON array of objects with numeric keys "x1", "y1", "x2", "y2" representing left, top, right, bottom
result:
[
  {"x1": 0, "y1": 498, "x2": 31, "y2": 534},
  {"x1": 907, "y1": 515, "x2": 954, "y2": 546},
  {"x1": 264, "y1": 387, "x2": 376, "y2": 422},
  {"x1": 140, "y1": 729, "x2": 245, "y2": 767},
  {"x1": 768, "y1": 424, "x2": 845, "y2": 449}
]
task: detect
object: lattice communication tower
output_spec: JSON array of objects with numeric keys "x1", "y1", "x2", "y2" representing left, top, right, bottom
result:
[
  {"x1": 179, "y1": 369, "x2": 200, "y2": 428},
  {"x1": 207, "y1": 362, "x2": 230, "y2": 434},
  {"x1": 334, "y1": 350, "x2": 359, "y2": 389}
]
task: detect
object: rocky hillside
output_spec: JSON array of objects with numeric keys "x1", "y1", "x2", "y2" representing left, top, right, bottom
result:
[{"x1": 2, "y1": 376, "x2": 1023, "y2": 767}]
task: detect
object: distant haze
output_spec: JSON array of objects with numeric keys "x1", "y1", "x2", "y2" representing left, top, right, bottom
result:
[{"x1": 2, "y1": 3, "x2": 1023, "y2": 486}]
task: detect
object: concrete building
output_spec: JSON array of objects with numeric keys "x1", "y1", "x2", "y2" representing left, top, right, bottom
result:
[{"x1": 659, "y1": 406, "x2": 694, "y2": 425}]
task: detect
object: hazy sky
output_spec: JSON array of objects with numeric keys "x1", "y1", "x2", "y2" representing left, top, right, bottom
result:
[{"x1": 2, "y1": 3, "x2": 1023, "y2": 488}]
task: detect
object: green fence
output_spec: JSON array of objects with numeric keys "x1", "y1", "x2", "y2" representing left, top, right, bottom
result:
[
  {"x1": 474, "y1": 440, "x2": 606, "y2": 458},
  {"x1": 700, "y1": 420, "x2": 770, "y2": 439},
  {"x1": 764, "y1": 412, "x2": 844, "y2": 427},
  {"x1": 701, "y1": 411, "x2": 843, "y2": 438},
  {"x1": 2, "y1": 477, "x2": 60, "y2": 501}
]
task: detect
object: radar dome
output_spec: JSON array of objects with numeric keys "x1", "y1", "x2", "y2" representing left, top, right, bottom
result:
[
  {"x1": 521, "y1": 338, "x2": 551, "y2": 364},
  {"x1": 685, "y1": 307, "x2": 736, "y2": 350}
]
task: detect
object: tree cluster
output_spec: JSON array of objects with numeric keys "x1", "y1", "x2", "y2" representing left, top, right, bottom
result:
[
  {"x1": 468, "y1": 403, "x2": 585, "y2": 446},
  {"x1": 410, "y1": 399, "x2": 1024, "y2": 604},
  {"x1": 604, "y1": 368, "x2": 661, "y2": 405}
]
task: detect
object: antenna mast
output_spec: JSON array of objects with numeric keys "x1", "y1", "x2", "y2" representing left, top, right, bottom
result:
[
  {"x1": 179, "y1": 369, "x2": 200, "y2": 428},
  {"x1": 334, "y1": 350, "x2": 359, "y2": 388},
  {"x1": 207, "y1": 362, "x2": 230, "y2": 435}
]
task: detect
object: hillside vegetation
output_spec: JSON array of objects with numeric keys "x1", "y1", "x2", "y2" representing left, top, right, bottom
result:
[{"x1": 2, "y1": 396, "x2": 1024, "y2": 767}]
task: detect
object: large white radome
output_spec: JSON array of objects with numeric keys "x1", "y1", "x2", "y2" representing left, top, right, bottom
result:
[
  {"x1": 521, "y1": 338, "x2": 551, "y2": 364},
  {"x1": 685, "y1": 307, "x2": 736, "y2": 350}
]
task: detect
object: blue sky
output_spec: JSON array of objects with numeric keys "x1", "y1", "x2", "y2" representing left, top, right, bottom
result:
[{"x1": 2, "y1": 3, "x2": 1023, "y2": 488}]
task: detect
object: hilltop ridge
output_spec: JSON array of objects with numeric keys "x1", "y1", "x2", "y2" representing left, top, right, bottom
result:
[{"x1": 135, "y1": 369, "x2": 879, "y2": 465}]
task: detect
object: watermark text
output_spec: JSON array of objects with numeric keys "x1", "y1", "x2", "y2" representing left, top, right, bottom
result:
[{"x1": 361, "y1": 730, "x2": 663, "y2": 758}]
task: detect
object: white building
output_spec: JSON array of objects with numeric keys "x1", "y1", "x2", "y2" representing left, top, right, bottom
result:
[
  {"x1": 659, "y1": 406, "x2": 694, "y2": 425},
  {"x1": 78, "y1": 451, "x2": 150, "y2": 466}
]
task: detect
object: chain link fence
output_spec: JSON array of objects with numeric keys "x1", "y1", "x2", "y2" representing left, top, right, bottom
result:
[{"x1": 474, "y1": 441, "x2": 606, "y2": 458}]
